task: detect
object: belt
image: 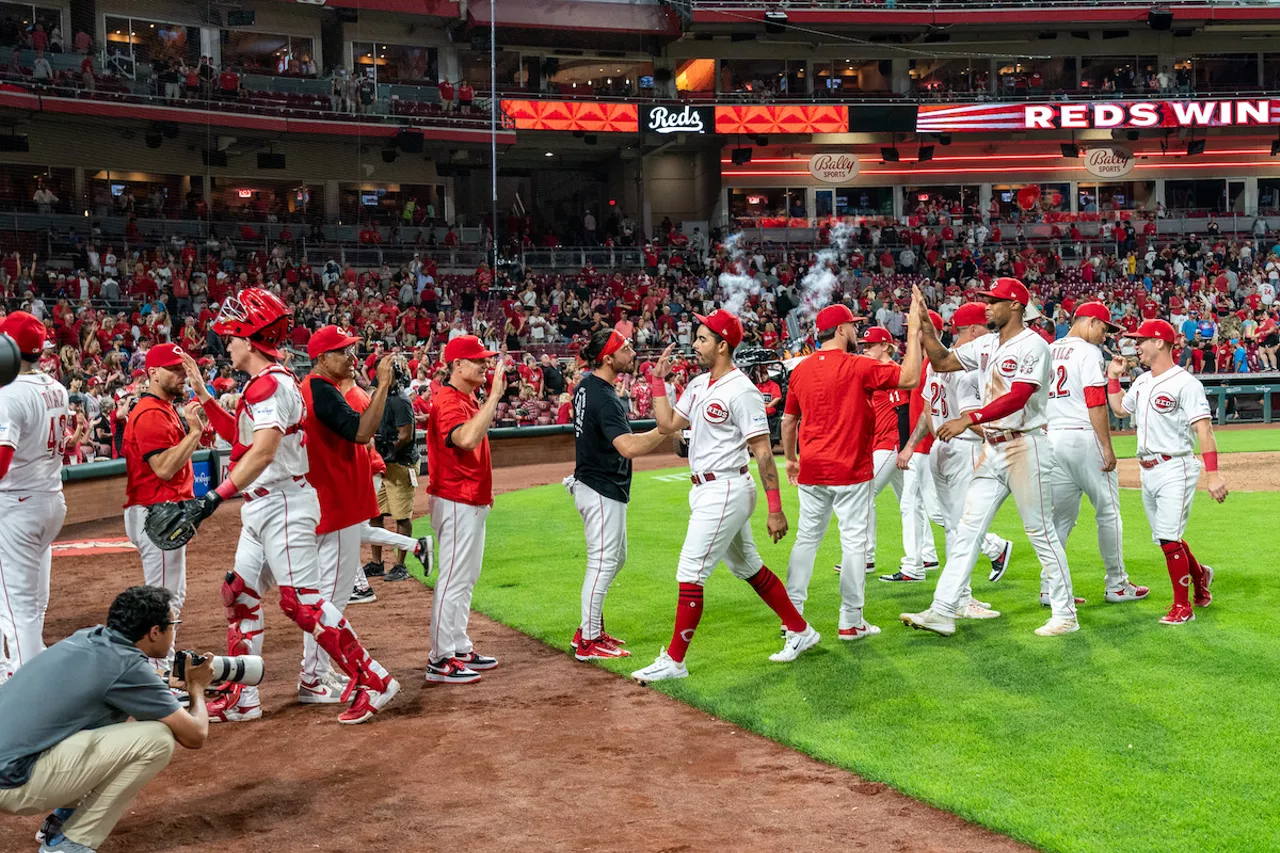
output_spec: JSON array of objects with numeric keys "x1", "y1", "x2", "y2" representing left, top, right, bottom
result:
[
  {"x1": 985, "y1": 426, "x2": 1046, "y2": 445},
  {"x1": 1138, "y1": 454, "x2": 1188, "y2": 469},
  {"x1": 242, "y1": 475, "x2": 307, "y2": 502},
  {"x1": 691, "y1": 465, "x2": 749, "y2": 486},
  {"x1": 1048, "y1": 426, "x2": 1093, "y2": 431}
]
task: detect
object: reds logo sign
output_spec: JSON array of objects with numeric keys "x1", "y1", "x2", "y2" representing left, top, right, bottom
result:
[
  {"x1": 704, "y1": 400, "x2": 730, "y2": 424},
  {"x1": 1152, "y1": 393, "x2": 1178, "y2": 414},
  {"x1": 998, "y1": 357, "x2": 1019, "y2": 377}
]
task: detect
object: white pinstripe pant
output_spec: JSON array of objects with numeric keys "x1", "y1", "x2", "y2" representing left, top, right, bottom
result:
[
  {"x1": 571, "y1": 480, "x2": 628, "y2": 641},
  {"x1": 428, "y1": 496, "x2": 490, "y2": 662},
  {"x1": 125, "y1": 504, "x2": 187, "y2": 671},
  {"x1": 1048, "y1": 429, "x2": 1129, "y2": 591}
]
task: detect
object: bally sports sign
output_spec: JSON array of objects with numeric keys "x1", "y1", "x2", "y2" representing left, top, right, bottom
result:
[
  {"x1": 917, "y1": 99, "x2": 1280, "y2": 133},
  {"x1": 808, "y1": 154, "x2": 860, "y2": 183},
  {"x1": 1083, "y1": 145, "x2": 1134, "y2": 179}
]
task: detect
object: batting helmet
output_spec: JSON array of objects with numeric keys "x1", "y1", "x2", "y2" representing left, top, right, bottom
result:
[{"x1": 212, "y1": 288, "x2": 292, "y2": 358}]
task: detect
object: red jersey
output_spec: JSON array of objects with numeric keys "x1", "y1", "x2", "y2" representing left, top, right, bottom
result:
[
  {"x1": 123, "y1": 395, "x2": 195, "y2": 507},
  {"x1": 871, "y1": 386, "x2": 908, "y2": 451},
  {"x1": 784, "y1": 350, "x2": 900, "y2": 485},
  {"x1": 301, "y1": 373, "x2": 380, "y2": 534},
  {"x1": 427, "y1": 384, "x2": 492, "y2": 505}
]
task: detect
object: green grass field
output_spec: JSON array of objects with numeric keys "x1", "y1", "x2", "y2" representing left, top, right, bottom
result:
[{"x1": 411, "y1": 428, "x2": 1280, "y2": 853}]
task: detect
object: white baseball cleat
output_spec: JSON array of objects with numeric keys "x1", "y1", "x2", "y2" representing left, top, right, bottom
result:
[
  {"x1": 837, "y1": 622, "x2": 881, "y2": 642},
  {"x1": 770, "y1": 625, "x2": 821, "y2": 661},
  {"x1": 957, "y1": 601, "x2": 1002, "y2": 620},
  {"x1": 632, "y1": 648, "x2": 688, "y2": 684},
  {"x1": 1034, "y1": 617, "x2": 1080, "y2": 637},
  {"x1": 321, "y1": 668, "x2": 351, "y2": 693},
  {"x1": 209, "y1": 703, "x2": 262, "y2": 724},
  {"x1": 1105, "y1": 582, "x2": 1150, "y2": 603},
  {"x1": 899, "y1": 609, "x2": 956, "y2": 637},
  {"x1": 297, "y1": 677, "x2": 344, "y2": 705},
  {"x1": 989, "y1": 540, "x2": 1013, "y2": 582}
]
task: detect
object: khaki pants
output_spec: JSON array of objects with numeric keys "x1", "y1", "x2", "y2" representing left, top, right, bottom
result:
[
  {"x1": 377, "y1": 462, "x2": 418, "y2": 521},
  {"x1": 0, "y1": 721, "x2": 175, "y2": 848}
]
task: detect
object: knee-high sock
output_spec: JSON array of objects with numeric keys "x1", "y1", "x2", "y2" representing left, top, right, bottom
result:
[
  {"x1": 1181, "y1": 539, "x2": 1206, "y2": 588},
  {"x1": 747, "y1": 566, "x2": 807, "y2": 633},
  {"x1": 668, "y1": 583, "x2": 703, "y2": 663},
  {"x1": 1161, "y1": 540, "x2": 1191, "y2": 606}
]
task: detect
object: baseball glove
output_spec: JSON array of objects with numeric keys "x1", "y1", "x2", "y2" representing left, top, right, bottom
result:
[{"x1": 146, "y1": 498, "x2": 214, "y2": 551}]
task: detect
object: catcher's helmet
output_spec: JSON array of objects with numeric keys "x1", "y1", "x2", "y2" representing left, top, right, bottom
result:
[{"x1": 212, "y1": 288, "x2": 292, "y2": 358}]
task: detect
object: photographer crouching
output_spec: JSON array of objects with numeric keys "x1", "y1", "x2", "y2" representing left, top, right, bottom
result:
[{"x1": 0, "y1": 586, "x2": 212, "y2": 853}]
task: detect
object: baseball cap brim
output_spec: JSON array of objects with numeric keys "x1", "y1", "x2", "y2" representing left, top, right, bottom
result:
[{"x1": 978, "y1": 290, "x2": 1042, "y2": 322}]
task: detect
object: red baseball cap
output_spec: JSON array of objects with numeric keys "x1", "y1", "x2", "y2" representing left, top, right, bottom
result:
[
  {"x1": 1123, "y1": 319, "x2": 1176, "y2": 343},
  {"x1": 145, "y1": 343, "x2": 186, "y2": 371},
  {"x1": 952, "y1": 302, "x2": 988, "y2": 328},
  {"x1": 443, "y1": 335, "x2": 498, "y2": 363},
  {"x1": 815, "y1": 304, "x2": 857, "y2": 333},
  {"x1": 0, "y1": 311, "x2": 46, "y2": 357},
  {"x1": 1073, "y1": 301, "x2": 1122, "y2": 332},
  {"x1": 694, "y1": 310, "x2": 744, "y2": 348},
  {"x1": 927, "y1": 310, "x2": 944, "y2": 333},
  {"x1": 977, "y1": 276, "x2": 1031, "y2": 306},
  {"x1": 307, "y1": 324, "x2": 360, "y2": 360},
  {"x1": 860, "y1": 326, "x2": 895, "y2": 345}
]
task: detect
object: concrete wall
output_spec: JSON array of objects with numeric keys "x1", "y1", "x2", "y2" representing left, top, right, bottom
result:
[{"x1": 644, "y1": 148, "x2": 720, "y2": 230}]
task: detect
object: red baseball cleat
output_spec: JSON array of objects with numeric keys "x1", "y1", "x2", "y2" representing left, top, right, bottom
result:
[
  {"x1": 571, "y1": 627, "x2": 582, "y2": 650},
  {"x1": 1194, "y1": 565, "x2": 1214, "y2": 608},
  {"x1": 575, "y1": 636, "x2": 631, "y2": 661},
  {"x1": 1159, "y1": 603, "x2": 1196, "y2": 625}
]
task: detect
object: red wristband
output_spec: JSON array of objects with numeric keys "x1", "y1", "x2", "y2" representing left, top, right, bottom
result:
[
  {"x1": 1107, "y1": 378, "x2": 1122, "y2": 394},
  {"x1": 1203, "y1": 451, "x2": 1218, "y2": 472},
  {"x1": 214, "y1": 479, "x2": 239, "y2": 500},
  {"x1": 766, "y1": 488, "x2": 782, "y2": 513},
  {"x1": 650, "y1": 375, "x2": 667, "y2": 398}
]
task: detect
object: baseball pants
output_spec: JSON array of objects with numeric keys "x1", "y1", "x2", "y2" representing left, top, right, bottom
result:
[
  {"x1": 867, "y1": 449, "x2": 902, "y2": 570},
  {"x1": 124, "y1": 504, "x2": 187, "y2": 671},
  {"x1": 569, "y1": 478, "x2": 628, "y2": 642},
  {"x1": 0, "y1": 491, "x2": 66, "y2": 676},
  {"x1": 1048, "y1": 429, "x2": 1129, "y2": 590},
  {"x1": 784, "y1": 481, "x2": 873, "y2": 629},
  {"x1": 354, "y1": 519, "x2": 420, "y2": 593},
  {"x1": 429, "y1": 496, "x2": 490, "y2": 663},
  {"x1": 1139, "y1": 454, "x2": 1200, "y2": 544},
  {"x1": 0, "y1": 721, "x2": 175, "y2": 849},
  {"x1": 676, "y1": 472, "x2": 764, "y2": 584},
  {"x1": 931, "y1": 440, "x2": 1013, "y2": 584},
  {"x1": 227, "y1": 481, "x2": 388, "y2": 708},
  {"x1": 931, "y1": 432, "x2": 1078, "y2": 621},
  {"x1": 898, "y1": 452, "x2": 940, "y2": 576},
  {"x1": 303, "y1": 521, "x2": 363, "y2": 681}
]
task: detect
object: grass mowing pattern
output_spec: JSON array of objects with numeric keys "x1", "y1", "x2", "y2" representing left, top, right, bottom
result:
[{"x1": 408, "y1": 430, "x2": 1280, "y2": 853}]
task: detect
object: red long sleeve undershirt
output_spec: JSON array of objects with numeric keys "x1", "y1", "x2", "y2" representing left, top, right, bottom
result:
[
  {"x1": 971, "y1": 381, "x2": 1037, "y2": 425},
  {"x1": 201, "y1": 396, "x2": 239, "y2": 444}
]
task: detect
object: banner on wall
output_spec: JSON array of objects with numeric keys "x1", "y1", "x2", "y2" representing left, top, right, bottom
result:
[
  {"x1": 642, "y1": 105, "x2": 713, "y2": 135},
  {"x1": 1082, "y1": 145, "x2": 1135, "y2": 179},
  {"x1": 917, "y1": 99, "x2": 1280, "y2": 133},
  {"x1": 808, "y1": 153, "x2": 860, "y2": 182}
]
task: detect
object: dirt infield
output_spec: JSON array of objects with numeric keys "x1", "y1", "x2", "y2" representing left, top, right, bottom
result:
[
  {"x1": 0, "y1": 452, "x2": 1033, "y2": 853},
  {"x1": 1117, "y1": 451, "x2": 1280, "y2": 491}
]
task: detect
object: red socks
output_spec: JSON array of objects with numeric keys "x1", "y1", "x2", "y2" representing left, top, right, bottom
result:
[
  {"x1": 1181, "y1": 539, "x2": 1207, "y2": 589},
  {"x1": 747, "y1": 566, "x2": 808, "y2": 634},
  {"x1": 1161, "y1": 540, "x2": 1191, "y2": 606},
  {"x1": 668, "y1": 583, "x2": 703, "y2": 663}
]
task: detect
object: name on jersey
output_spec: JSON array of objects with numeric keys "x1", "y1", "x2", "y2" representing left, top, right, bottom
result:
[
  {"x1": 1151, "y1": 392, "x2": 1179, "y2": 414},
  {"x1": 41, "y1": 389, "x2": 62, "y2": 410}
]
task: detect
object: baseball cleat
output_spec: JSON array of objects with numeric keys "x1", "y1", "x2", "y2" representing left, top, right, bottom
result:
[
  {"x1": 570, "y1": 627, "x2": 583, "y2": 650},
  {"x1": 599, "y1": 629, "x2": 626, "y2": 646},
  {"x1": 362, "y1": 561, "x2": 385, "y2": 578},
  {"x1": 455, "y1": 651, "x2": 498, "y2": 671},
  {"x1": 957, "y1": 601, "x2": 1002, "y2": 620},
  {"x1": 39, "y1": 836, "x2": 96, "y2": 853},
  {"x1": 1105, "y1": 582, "x2": 1150, "y2": 603},
  {"x1": 865, "y1": 562, "x2": 876, "y2": 573},
  {"x1": 833, "y1": 563, "x2": 842, "y2": 573},
  {"x1": 879, "y1": 571, "x2": 924, "y2": 583},
  {"x1": 632, "y1": 648, "x2": 688, "y2": 684},
  {"x1": 208, "y1": 703, "x2": 262, "y2": 724},
  {"x1": 576, "y1": 636, "x2": 631, "y2": 661},
  {"x1": 414, "y1": 536, "x2": 434, "y2": 577},
  {"x1": 298, "y1": 677, "x2": 344, "y2": 705},
  {"x1": 349, "y1": 586, "x2": 377, "y2": 604},
  {"x1": 989, "y1": 540, "x2": 1013, "y2": 583},
  {"x1": 837, "y1": 622, "x2": 881, "y2": 641},
  {"x1": 339, "y1": 677, "x2": 400, "y2": 725},
  {"x1": 899, "y1": 609, "x2": 956, "y2": 637},
  {"x1": 385, "y1": 563, "x2": 411, "y2": 582},
  {"x1": 425, "y1": 657, "x2": 482, "y2": 684},
  {"x1": 770, "y1": 625, "x2": 821, "y2": 662},
  {"x1": 1194, "y1": 565, "x2": 1214, "y2": 608},
  {"x1": 923, "y1": 560, "x2": 939, "y2": 570},
  {"x1": 321, "y1": 669, "x2": 350, "y2": 693},
  {"x1": 1039, "y1": 592, "x2": 1087, "y2": 607},
  {"x1": 1034, "y1": 616, "x2": 1079, "y2": 636},
  {"x1": 1160, "y1": 603, "x2": 1196, "y2": 624}
]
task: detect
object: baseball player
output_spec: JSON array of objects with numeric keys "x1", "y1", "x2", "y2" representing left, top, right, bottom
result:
[
  {"x1": 900, "y1": 279, "x2": 1080, "y2": 638},
  {"x1": 1105, "y1": 319, "x2": 1226, "y2": 625},
  {"x1": 781, "y1": 301, "x2": 922, "y2": 640},
  {"x1": 184, "y1": 288, "x2": 400, "y2": 724},
  {"x1": 424, "y1": 335, "x2": 504, "y2": 684},
  {"x1": 1048, "y1": 302, "x2": 1147, "y2": 604},
  {"x1": 122, "y1": 343, "x2": 205, "y2": 673},
  {"x1": 633, "y1": 309, "x2": 819, "y2": 684},
  {"x1": 0, "y1": 312, "x2": 68, "y2": 680},
  {"x1": 897, "y1": 302, "x2": 1013, "y2": 616},
  {"x1": 567, "y1": 328, "x2": 669, "y2": 661}
]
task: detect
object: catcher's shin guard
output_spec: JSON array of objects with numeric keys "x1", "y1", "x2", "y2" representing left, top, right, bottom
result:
[
  {"x1": 280, "y1": 586, "x2": 390, "y2": 697},
  {"x1": 208, "y1": 572, "x2": 264, "y2": 713}
]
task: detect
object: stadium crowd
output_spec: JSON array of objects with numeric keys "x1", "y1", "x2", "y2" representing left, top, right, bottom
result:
[{"x1": 1, "y1": 211, "x2": 1277, "y2": 467}]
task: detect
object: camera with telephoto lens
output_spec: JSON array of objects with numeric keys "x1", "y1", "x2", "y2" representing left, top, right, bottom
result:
[{"x1": 172, "y1": 650, "x2": 265, "y2": 686}]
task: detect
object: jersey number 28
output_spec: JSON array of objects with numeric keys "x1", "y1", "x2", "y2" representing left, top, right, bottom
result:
[
  {"x1": 1048, "y1": 365, "x2": 1070, "y2": 399},
  {"x1": 928, "y1": 383, "x2": 949, "y2": 418}
]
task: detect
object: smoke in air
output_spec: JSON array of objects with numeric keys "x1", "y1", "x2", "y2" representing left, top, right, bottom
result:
[
  {"x1": 717, "y1": 232, "x2": 758, "y2": 316},
  {"x1": 795, "y1": 222, "x2": 855, "y2": 323}
]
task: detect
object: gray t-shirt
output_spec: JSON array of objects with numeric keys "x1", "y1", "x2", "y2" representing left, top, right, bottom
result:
[{"x1": 0, "y1": 626, "x2": 180, "y2": 788}]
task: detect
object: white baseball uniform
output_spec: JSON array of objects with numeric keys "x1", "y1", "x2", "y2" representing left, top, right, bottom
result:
[
  {"x1": 1047, "y1": 336, "x2": 1129, "y2": 590},
  {"x1": 868, "y1": 389, "x2": 937, "y2": 575},
  {"x1": 0, "y1": 372, "x2": 68, "y2": 676},
  {"x1": 674, "y1": 369, "x2": 771, "y2": 584},
  {"x1": 929, "y1": 329, "x2": 1078, "y2": 620},
  {"x1": 1121, "y1": 366, "x2": 1211, "y2": 543},
  {"x1": 923, "y1": 365, "x2": 1012, "y2": 580}
]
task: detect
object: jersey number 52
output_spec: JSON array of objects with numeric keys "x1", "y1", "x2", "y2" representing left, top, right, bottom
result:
[{"x1": 1048, "y1": 365, "x2": 1070, "y2": 399}]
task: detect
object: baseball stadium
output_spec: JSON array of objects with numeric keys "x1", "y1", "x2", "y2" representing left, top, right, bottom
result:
[{"x1": 3, "y1": 0, "x2": 1280, "y2": 851}]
